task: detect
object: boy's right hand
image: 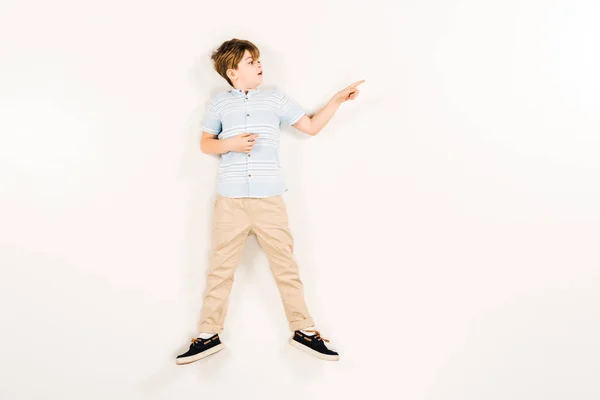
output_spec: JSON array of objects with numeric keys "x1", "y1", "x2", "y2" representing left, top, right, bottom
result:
[{"x1": 226, "y1": 132, "x2": 259, "y2": 153}]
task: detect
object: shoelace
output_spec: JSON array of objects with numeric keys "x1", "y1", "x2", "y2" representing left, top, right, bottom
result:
[
  {"x1": 303, "y1": 329, "x2": 330, "y2": 342},
  {"x1": 191, "y1": 334, "x2": 217, "y2": 345}
]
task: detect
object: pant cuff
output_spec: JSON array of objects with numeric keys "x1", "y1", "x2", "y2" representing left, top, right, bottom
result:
[
  {"x1": 199, "y1": 324, "x2": 224, "y2": 334},
  {"x1": 289, "y1": 317, "x2": 315, "y2": 332}
]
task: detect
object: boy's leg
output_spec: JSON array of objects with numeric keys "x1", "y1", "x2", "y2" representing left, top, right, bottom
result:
[
  {"x1": 250, "y1": 195, "x2": 315, "y2": 332},
  {"x1": 198, "y1": 195, "x2": 251, "y2": 334}
]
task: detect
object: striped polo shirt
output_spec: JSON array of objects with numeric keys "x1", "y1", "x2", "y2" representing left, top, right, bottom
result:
[{"x1": 201, "y1": 87, "x2": 306, "y2": 198}]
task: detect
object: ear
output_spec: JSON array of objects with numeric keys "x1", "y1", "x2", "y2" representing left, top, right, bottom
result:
[{"x1": 227, "y1": 67, "x2": 238, "y2": 81}]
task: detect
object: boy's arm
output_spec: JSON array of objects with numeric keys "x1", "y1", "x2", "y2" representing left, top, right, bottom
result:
[
  {"x1": 200, "y1": 132, "x2": 230, "y2": 154},
  {"x1": 292, "y1": 100, "x2": 340, "y2": 136},
  {"x1": 292, "y1": 79, "x2": 365, "y2": 136},
  {"x1": 200, "y1": 131, "x2": 259, "y2": 154}
]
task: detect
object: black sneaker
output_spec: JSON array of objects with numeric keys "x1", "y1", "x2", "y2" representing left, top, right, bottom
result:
[
  {"x1": 289, "y1": 330, "x2": 339, "y2": 361},
  {"x1": 175, "y1": 334, "x2": 225, "y2": 365}
]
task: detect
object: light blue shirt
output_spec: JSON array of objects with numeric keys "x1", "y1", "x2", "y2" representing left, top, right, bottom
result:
[{"x1": 201, "y1": 87, "x2": 306, "y2": 198}]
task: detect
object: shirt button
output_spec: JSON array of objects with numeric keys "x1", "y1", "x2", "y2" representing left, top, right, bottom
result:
[
  {"x1": 248, "y1": 154, "x2": 251, "y2": 157},
  {"x1": 246, "y1": 113, "x2": 250, "y2": 116},
  {"x1": 248, "y1": 174, "x2": 252, "y2": 177}
]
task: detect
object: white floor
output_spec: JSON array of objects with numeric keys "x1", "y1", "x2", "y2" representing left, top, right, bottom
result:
[{"x1": 2, "y1": 0, "x2": 600, "y2": 399}]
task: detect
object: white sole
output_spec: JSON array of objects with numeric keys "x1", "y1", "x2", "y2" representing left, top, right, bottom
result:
[
  {"x1": 175, "y1": 343, "x2": 225, "y2": 365},
  {"x1": 289, "y1": 338, "x2": 340, "y2": 361}
]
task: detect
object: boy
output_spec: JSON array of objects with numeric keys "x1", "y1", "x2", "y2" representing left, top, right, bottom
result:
[{"x1": 176, "y1": 38, "x2": 364, "y2": 364}]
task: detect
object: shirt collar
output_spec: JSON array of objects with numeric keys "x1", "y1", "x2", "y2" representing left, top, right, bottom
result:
[{"x1": 229, "y1": 87, "x2": 260, "y2": 97}]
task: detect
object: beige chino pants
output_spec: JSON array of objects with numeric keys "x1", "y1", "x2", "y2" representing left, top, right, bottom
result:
[{"x1": 198, "y1": 194, "x2": 315, "y2": 333}]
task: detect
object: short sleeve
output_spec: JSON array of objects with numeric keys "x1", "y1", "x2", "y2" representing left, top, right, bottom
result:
[
  {"x1": 201, "y1": 98, "x2": 222, "y2": 135},
  {"x1": 278, "y1": 91, "x2": 305, "y2": 126}
]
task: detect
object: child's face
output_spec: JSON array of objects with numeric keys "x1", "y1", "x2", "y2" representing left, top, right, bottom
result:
[{"x1": 230, "y1": 49, "x2": 263, "y2": 89}]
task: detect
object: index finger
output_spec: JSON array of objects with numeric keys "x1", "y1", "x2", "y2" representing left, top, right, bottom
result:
[{"x1": 346, "y1": 79, "x2": 365, "y2": 89}]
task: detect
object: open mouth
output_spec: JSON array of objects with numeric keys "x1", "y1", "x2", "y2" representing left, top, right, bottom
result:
[{"x1": 258, "y1": 72, "x2": 262, "y2": 75}]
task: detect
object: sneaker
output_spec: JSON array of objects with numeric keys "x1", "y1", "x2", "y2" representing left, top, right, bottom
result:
[
  {"x1": 175, "y1": 334, "x2": 225, "y2": 365},
  {"x1": 289, "y1": 330, "x2": 339, "y2": 361}
]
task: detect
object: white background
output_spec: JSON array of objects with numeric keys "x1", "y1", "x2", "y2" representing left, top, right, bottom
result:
[{"x1": 1, "y1": 0, "x2": 599, "y2": 399}]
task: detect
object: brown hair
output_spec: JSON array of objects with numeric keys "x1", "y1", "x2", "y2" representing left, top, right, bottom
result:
[{"x1": 210, "y1": 39, "x2": 261, "y2": 87}]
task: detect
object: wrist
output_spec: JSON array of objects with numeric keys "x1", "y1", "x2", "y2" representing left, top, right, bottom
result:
[
  {"x1": 222, "y1": 138, "x2": 232, "y2": 152},
  {"x1": 329, "y1": 97, "x2": 342, "y2": 107}
]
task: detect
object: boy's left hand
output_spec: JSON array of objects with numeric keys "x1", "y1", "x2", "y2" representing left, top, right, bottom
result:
[{"x1": 332, "y1": 80, "x2": 365, "y2": 105}]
